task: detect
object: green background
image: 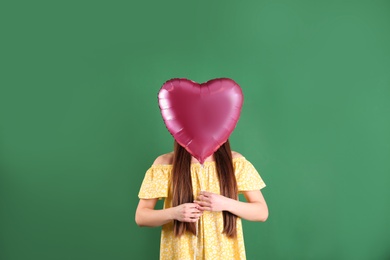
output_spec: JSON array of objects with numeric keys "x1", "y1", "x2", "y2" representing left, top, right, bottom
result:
[{"x1": 1, "y1": 1, "x2": 389, "y2": 259}]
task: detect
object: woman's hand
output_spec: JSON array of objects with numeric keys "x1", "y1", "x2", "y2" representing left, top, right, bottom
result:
[
  {"x1": 194, "y1": 191, "x2": 232, "y2": 212},
  {"x1": 172, "y1": 203, "x2": 203, "y2": 222}
]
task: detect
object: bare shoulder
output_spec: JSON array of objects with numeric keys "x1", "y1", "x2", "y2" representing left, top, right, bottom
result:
[
  {"x1": 152, "y1": 152, "x2": 174, "y2": 165},
  {"x1": 231, "y1": 151, "x2": 244, "y2": 159}
]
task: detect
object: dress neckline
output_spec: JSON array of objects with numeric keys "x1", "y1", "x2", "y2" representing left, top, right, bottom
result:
[{"x1": 152, "y1": 156, "x2": 246, "y2": 167}]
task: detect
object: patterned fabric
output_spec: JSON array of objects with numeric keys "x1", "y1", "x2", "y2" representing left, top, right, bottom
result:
[{"x1": 138, "y1": 157, "x2": 266, "y2": 260}]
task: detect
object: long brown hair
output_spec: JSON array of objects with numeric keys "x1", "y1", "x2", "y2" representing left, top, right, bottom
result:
[{"x1": 171, "y1": 139, "x2": 238, "y2": 238}]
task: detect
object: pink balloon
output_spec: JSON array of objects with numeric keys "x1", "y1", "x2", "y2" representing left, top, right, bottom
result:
[{"x1": 158, "y1": 78, "x2": 243, "y2": 164}]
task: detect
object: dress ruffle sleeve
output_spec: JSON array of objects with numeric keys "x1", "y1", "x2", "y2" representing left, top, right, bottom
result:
[
  {"x1": 234, "y1": 157, "x2": 266, "y2": 192},
  {"x1": 138, "y1": 165, "x2": 171, "y2": 199}
]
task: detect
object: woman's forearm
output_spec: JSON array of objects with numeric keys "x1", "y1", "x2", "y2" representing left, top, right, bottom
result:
[
  {"x1": 135, "y1": 207, "x2": 174, "y2": 227},
  {"x1": 225, "y1": 198, "x2": 268, "y2": 222}
]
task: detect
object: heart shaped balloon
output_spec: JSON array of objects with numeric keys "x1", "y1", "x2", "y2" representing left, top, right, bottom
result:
[{"x1": 158, "y1": 78, "x2": 244, "y2": 164}]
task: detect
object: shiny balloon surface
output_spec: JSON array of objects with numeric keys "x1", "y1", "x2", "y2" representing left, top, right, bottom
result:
[{"x1": 158, "y1": 78, "x2": 243, "y2": 164}]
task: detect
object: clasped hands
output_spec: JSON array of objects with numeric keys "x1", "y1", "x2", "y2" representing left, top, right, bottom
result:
[{"x1": 173, "y1": 191, "x2": 231, "y2": 223}]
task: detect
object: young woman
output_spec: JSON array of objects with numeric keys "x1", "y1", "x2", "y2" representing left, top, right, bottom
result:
[{"x1": 135, "y1": 139, "x2": 268, "y2": 260}]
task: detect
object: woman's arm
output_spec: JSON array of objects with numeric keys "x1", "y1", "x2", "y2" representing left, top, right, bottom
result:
[
  {"x1": 194, "y1": 190, "x2": 268, "y2": 222},
  {"x1": 135, "y1": 199, "x2": 203, "y2": 227},
  {"x1": 135, "y1": 198, "x2": 171, "y2": 227}
]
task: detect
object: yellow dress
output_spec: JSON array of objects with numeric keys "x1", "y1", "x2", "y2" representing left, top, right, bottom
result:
[{"x1": 138, "y1": 157, "x2": 266, "y2": 260}]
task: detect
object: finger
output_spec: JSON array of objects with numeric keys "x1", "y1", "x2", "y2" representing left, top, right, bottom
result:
[
  {"x1": 191, "y1": 209, "x2": 202, "y2": 214},
  {"x1": 197, "y1": 195, "x2": 211, "y2": 203},
  {"x1": 191, "y1": 203, "x2": 203, "y2": 208},
  {"x1": 194, "y1": 200, "x2": 209, "y2": 207},
  {"x1": 193, "y1": 204, "x2": 204, "y2": 212},
  {"x1": 186, "y1": 203, "x2": 201, "y2": 209},
  {"x1": 188, "y1": 215, "x2": 201, "y2": 222},
  {"x1": 198, "y1": 206, "x2": 211, "y2": 211},
  {"x1": 189, "y1": 206, "x2": 202, "y2": 213},
  {"x1": 193, "y1": 200, "x2": 204, "y2": 206},
  {"x1": 190, "y1": 215, "x2": 202, "y2": 220},
  {"x1": 200, "y1": 191, "x2": 212, "y2": 197}
]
